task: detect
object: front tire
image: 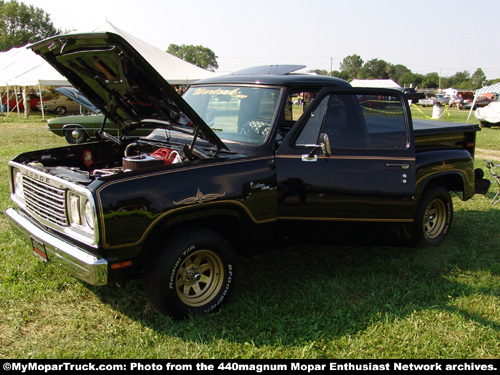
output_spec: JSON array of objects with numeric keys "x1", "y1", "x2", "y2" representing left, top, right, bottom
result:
[
  {"x1": 145, "y1": 228, "x2": 237, "y2": 318},
  {"x1": 64, "y1": 126, "x2": 88, "y2": 144},
  {"x1": 414, "y1": 185, "x2": 453, "y2": 247}
]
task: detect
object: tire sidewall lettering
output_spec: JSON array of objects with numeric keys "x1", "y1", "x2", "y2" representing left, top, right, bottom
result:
[
  {"x1": 147, "y1": 229, "x2": 236, "y2": 317},
  {"x1": 202, "y1": 263, "x2": 233, "y2": 314},
  {"x1": 168, "y1": 245, "x2": 197, "y2": 290},
  {"x1": 443, "y1": 201, "x2": 452, "y2": 234}
]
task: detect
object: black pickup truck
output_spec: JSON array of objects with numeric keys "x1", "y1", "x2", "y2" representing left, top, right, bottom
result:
[{"x1": 5, "y1": 32, "x2": 490, "y2": 318}]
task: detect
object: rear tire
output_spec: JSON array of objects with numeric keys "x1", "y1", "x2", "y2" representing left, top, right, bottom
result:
[
  {"x1": 413, "y1": 185, "x2": 453, "y2": 247},
  {"x1": 144, "y1": 227, "x2": 237, "y2": 318}
]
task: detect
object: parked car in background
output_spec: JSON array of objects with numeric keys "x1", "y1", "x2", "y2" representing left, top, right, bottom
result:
[
  {"x1": 417, "y1": 93, "x2": 449, "y2": 107},
  {"x1": 2, "y1": 92, "x2": 47, "y2": 111},
  {"x1": 49, "y1": 112, "x2": 111, "y2": 143},
  {"x1": 37, "y1": 93, "x2": 82, "y2": 114},
  {"x1": 47, "y1": 87, "x2": 154, "y2": 143},
  {"x1": 417, "y1": 96, "x2": 434, "y2": 107},
  {"x1": 53, "y1": 87, "x2": 100, "y2": 113},
  {"x1": 399, "y1": 87, "x2": 425, "y2": 103},
  {"x1": 475, "y1": 101, "x2": 500, "y2": 127},
  {"x1": 462, "y1": 95, "x2": 493, "y2": 110},
  {"x1": 435, "y1": 94, "x2": 450, "y2": 105}
]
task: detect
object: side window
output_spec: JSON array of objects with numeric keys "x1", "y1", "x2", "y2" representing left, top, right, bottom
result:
[
  {"x1": 295, "y1": 95, "x2": 328, "y2": 146},
  {"x1": 295, "y1": 93, "x2": 407, "y2": 150},
  {"x1": 359, "y1": 94, "x2": 408, "y2": 149},
  {"x1": 284, "y1": 91, "x2": 318, "y2": 122},
  {"x1": 279, "y1": 90, "x2": 319, "y2": 146}
]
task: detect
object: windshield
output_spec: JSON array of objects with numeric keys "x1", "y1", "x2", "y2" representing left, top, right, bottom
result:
[{"x1": 183, "y1": 85, "x2": 281, "y2": 144}]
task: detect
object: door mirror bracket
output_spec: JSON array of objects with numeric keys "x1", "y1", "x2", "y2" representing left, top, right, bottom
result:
[{"x1": 302, "y1": 133, "x2": 331, "y2": 162}]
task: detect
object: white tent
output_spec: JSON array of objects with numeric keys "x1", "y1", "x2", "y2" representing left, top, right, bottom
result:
[
  {"x1": 350, "y1": 79, "x2": 401, "y2": 88},
  {"x1": 1, "y1": 20, "x2": 216, "y2": 117},
  {"x1": 2, "y1": 21, "x2": 215, "y2": 87},
  {"x1": 1, "y1": 46, "x2": 69, "y2": 88},
  {"x1": 91, "y1": 21, "x2": 216, "y2": 85},
  {"x1": 0, "y1": 46, "x2": 69, "y2": 116},
  {"x1": 467, "y1": 83, "x2": 500, "y2": 123}
]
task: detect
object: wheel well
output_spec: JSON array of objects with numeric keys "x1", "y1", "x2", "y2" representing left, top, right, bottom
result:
[
  {"x1": 63, "y1": 124, "x2": 85, "y2": 130},
  {"x1": 142, "y1": 208, "x2": 270, "y2": 259},
  {"x1": 422, "y1": 173, "x2": 465, "y2": 198}
]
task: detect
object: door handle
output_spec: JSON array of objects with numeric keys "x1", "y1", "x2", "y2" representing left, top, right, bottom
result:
[{"x1": 385, "y1": 163, "x2": 410, "y2": 170}]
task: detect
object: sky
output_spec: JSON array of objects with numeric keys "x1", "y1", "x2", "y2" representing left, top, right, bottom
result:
[{"x1": 21, "y1": 0, "x2": 500, "y2": 80}]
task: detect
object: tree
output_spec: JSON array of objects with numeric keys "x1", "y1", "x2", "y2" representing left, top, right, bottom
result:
[
  {"x1": 0, "y1": 0, "x2": 60, "y2": 51},
  {"x1": 446, "y1": 70, "x2": 471, "y2": 89},
  {"x1": 329, "y1": 70, "x2": 350, "y2": 81},
  {"x1": 420, "y1": 72, "x2": 440, "y2": 88},
  {"x1": 313, "y1": 53, "x2": 500, "y2": 87},
  {"x1": 398, "y1": 72, "x2": 423, "y2": 88},
  {"x1": 471, "y1": 68, "x2": 486, "y2": 88},
  {"x1": 485, "y1": 77, "x2": 500, "y2": 86},
  {"x1": 390, "y1": 64, "x2": 412, "y2": 83},
  {"x1": 359, "y1": 58, "x2": 390, "y2": 79},
  {"x1": 167, "y1": 44, "x2": 218, "y2": 72},
  {"x1": 339, "y1": 54, "x2": 363, "y2": 81},
  {"x1": 308, "y1": 68, "x2": 328, "y2": 76}
]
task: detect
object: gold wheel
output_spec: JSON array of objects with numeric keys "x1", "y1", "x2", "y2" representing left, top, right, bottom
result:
[
  {"x1": 175, "y1": 250, "x2": 224, "y2": 307},
  {"x1": 423, "y1": 198, "x2": 447, "y2": 239}
]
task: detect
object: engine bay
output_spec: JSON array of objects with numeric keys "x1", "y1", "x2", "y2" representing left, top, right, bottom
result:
[{"x1": 20, "y1": 134, "x2": 212, "y2": 185}]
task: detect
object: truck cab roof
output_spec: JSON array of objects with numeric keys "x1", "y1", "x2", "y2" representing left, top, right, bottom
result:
[{"x1": 194, "y1": 71, "x2": 352, "y2": 88}]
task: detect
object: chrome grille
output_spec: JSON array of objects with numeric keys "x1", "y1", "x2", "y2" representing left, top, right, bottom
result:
[{"x1": 22, "y1": 176, "x2": 67, "y2": 227}]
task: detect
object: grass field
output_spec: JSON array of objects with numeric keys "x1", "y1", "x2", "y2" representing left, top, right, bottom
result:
[{"x1": 0, "y1": 111, "x2": 499, "y2": 359}]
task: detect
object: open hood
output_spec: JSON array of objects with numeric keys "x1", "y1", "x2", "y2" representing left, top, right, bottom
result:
[
  {"x1": 55, "y1": 87, "x2": 100, "y2": 114},
  {"x1": 30, "y1": 32, "x2": 227, "y2": 151}
]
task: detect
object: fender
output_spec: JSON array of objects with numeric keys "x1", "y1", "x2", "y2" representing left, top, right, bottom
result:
[{"x1": 415, "y1": 149, "x2": 475, "y2": 201}]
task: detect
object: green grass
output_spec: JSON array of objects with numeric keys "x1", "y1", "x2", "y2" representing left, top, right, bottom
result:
[{"x1": 0, "y1": 114, "x2": 499, "y2": 359}]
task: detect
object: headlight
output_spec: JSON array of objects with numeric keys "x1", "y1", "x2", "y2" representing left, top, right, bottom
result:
[
  {"x1": 14, "y1": 169, "x2": 24, "y2": 199},
  {"x1": 69, "y1": 193, "x2": 81, "y2": 225},
  {"x1": 84, "y1": 199, "x2": 95, "y2": 230},
  {"x1": 67, "y1": 193, "x2": 95, "y2": 232}
]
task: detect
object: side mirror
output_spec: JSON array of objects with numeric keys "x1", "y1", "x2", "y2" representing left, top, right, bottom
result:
[
  {"x1": 319, "y1": 133, "x2": 331, "y2": 157},
  {"x1": 302, "y1": 133, "x2": 331, "y2": 161}
]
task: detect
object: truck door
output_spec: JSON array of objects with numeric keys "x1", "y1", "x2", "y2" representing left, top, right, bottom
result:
[{"x1": 276, "y1": 88, "x2": 416, "y2": 223}]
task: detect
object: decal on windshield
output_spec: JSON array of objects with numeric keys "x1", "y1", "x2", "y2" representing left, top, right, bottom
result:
[{"x1": 191, "y1": 88, "x2": 248, "y2": 99}]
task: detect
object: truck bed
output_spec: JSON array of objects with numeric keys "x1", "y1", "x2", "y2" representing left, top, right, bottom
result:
[
  {"x1": 413, "y1": 119, "x2": 480, "y2": 134},
  {"x1": 412, "y1": 119, "x2": 480, "y2": 155}
]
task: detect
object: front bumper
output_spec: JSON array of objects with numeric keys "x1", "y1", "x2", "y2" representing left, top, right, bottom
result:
[{"x1": 5, "y1": 207, "x2": 108, "y2": 285}]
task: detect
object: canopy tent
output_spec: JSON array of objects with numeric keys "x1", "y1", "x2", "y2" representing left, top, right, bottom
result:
[
  {"x1": 91, "y1": 21, "x2": 216, "y2": 85},
  {"x1": 1, "y1": 20, "x2": 216, "y2": 117},
  {"x1": 0, "y1": 46, "x2": 69, "y2": 88},
  {"x1": 1, "y1": 21, "x2": 215, "y2": 88},
  {"x1": 0, "y1": 45, "x2": 71, "y2": 116},
  {"x1": 467, "y1": 83, "x2": 500, "y2": 122}
]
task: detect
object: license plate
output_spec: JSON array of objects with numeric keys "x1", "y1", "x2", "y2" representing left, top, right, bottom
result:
[{"x1": 31, "y1": 238, "x2": 48, "y2": 262}]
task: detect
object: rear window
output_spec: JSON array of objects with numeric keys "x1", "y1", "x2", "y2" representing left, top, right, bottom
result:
[{"x1": 296, "y1": 93, "x2": 408, "y2": 150}]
